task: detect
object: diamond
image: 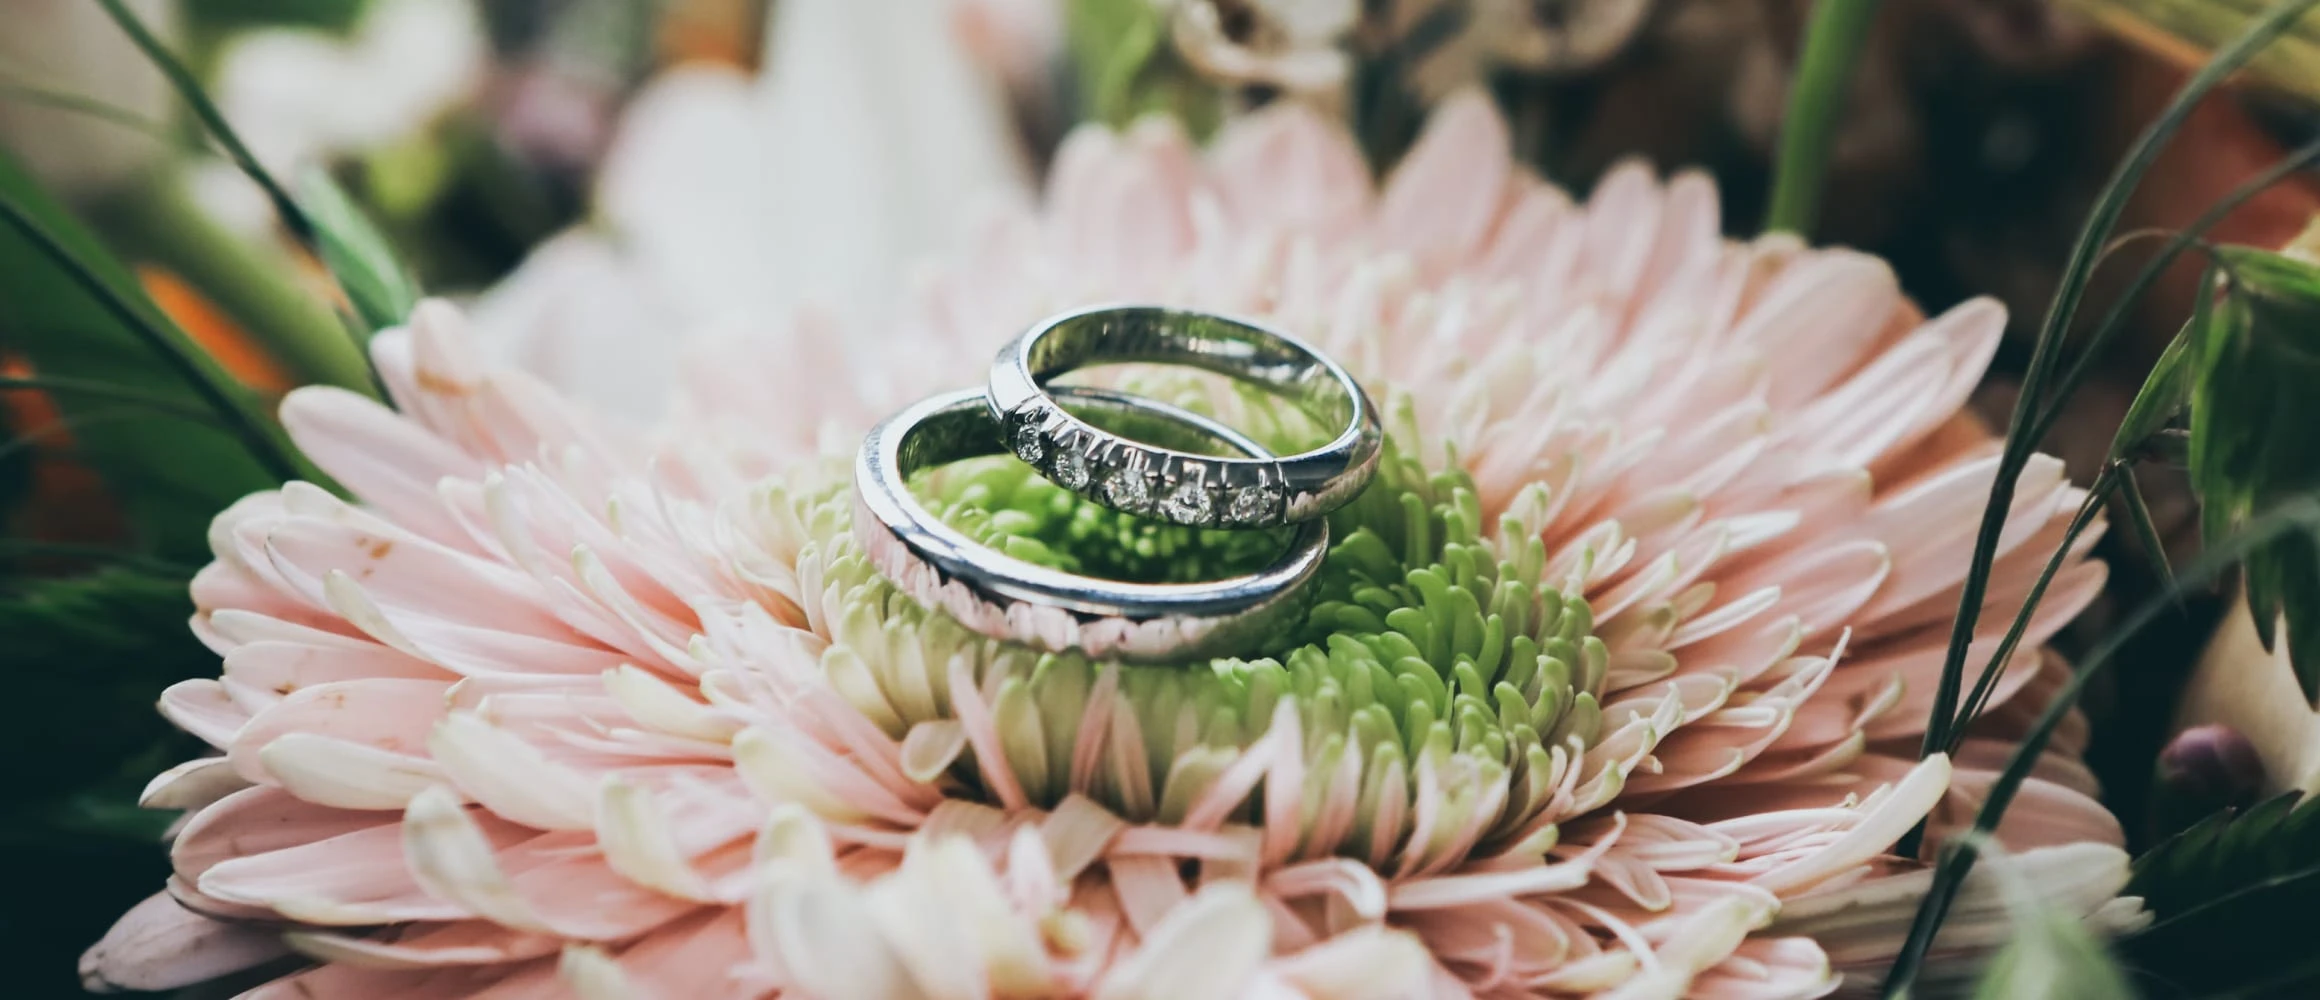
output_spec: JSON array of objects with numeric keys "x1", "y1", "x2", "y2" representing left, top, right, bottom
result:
[
  {"x1": 1051, "y1": 446, "x2": 1091, "y2": 490},
  {"x1": 1226, "y1": 485, "x2": 1280, "y2": 524},
  {"x1": 1161, "y1": 480, "x2": 1214, "y2": 525},
  {"x1": 1101, "y1": 468, "x2": 1153, "y2": 515},
  {"x1": 1011, "y1": 419, "x2": 1046, "y2": 465}
]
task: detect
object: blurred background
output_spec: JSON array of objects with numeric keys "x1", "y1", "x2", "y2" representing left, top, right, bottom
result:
[{"x1": 4, "y1": 1, "x2": 2319, "y2": 995}]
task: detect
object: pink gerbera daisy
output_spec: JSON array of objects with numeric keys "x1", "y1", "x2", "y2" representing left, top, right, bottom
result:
[{"x1": 84, "y1": 92, "x2": 2137, "y2": 999}]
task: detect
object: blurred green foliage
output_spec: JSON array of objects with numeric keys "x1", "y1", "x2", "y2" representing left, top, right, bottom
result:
[
  {"x1": 187, "y1": 0, "x2": 368, "y2": 35},
  {"x1": 1067, "y1": 0, "x2": 1223, "y2": 138},
  {"x1": 0, "y1": 147, "x2": 291, "y2": 562}
]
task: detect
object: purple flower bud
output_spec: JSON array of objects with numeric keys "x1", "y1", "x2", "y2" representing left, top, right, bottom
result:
[{"x1": 2157, "y1": 723, "x2": 2266, "y2": 809}]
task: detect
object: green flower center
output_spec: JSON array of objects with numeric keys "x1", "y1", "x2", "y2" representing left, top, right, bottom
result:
[{"x1": 794, "y1": 387, "x2": 1620, "y2": 863}]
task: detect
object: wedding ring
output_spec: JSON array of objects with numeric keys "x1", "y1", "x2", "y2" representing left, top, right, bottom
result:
[
  {"x1": 986, "y1": 305, "x2": 1382, "y2": 528},
  {"x1": 855, "y1": 386, "x2": 1328, "y2": 663}
]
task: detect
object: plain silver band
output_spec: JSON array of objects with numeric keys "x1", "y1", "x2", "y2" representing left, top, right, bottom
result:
[
  {"x1": 854, "y1": 386, "x2": 1327, "y2": 663},
  {"x1": 986, "y1": 305, "x2": 1383, "y2": 527}
]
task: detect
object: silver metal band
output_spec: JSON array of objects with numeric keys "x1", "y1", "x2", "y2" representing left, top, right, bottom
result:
[
  {"x1": 986, "y1": 305, "x2": 1382, "y2": 527},
  {"x1": 854, "y1": 386, "x2": 1328, "y2": 663}
]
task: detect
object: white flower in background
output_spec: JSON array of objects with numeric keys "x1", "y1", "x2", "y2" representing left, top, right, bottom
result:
[
  {"x1": 218, "y1": 0, "x2": 486, "y2": 169},
  {"x1": 470, "y1": 0, "x2": 1032, "y2": 421},
  {"x1": 2177, "y1": 593, "x2": 2320, "y2": 797},
  {"x1": 0, "y1": 0, "x2": 176, "y2": 201},
  {"x1": 192, "y1": 0, "x2": 489, "y2": 232}
]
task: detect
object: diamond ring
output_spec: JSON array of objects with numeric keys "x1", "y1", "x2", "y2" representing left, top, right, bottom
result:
[
  {"x1": 854, "y1": 385, "x2": 1328, "y2": 662},
  {"x1": 986, "y1": 305, "x2": 1383, "y2": 528}
]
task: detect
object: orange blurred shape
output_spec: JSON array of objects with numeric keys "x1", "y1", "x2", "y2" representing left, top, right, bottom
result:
[
  {"x1": 658, "y1": 0, "x2": 762, "y2": 70},
  {"x1": 1, "y1": 352, "x2": 130, "y2": 555},
  {"x1": 137, "y1": 265, "x2": 296, "y2": 395}
]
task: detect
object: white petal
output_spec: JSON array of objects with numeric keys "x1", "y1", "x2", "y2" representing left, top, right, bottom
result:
[
  {"x1": 595, "y1": 776, "x2": 715, "y2": 901},
  {"x1": 428, "y1": 712, "x2": 596, "y2": 831},
  {"x1": 1094, "y1": 882, "x2": 1273, "y2": 1000},
  {"x1": 402, "y1": 784, "x2": 550, "y2": 931}
]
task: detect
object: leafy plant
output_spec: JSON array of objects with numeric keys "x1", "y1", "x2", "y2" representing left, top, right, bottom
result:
[
  {"x1": 2121, "y1": 793, "x2": 2320, "y2": 995},
  {"x1": 2190, "y1": 246, "x2": 2320, "y2": 701},
  {"x1": 0, "y1": 146, "x2": 301, "y2": 562},
  {"x1": 1915, "y1": 0, "x2": 2320, "y2": 767}
]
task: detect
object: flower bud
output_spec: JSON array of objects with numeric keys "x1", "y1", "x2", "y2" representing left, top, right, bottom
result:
[{"x1": 2149, "y1": 722, "x2": 2268, "y2": 841}]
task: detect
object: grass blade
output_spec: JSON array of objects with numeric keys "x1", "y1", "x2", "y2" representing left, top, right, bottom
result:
[
  {"x1": 92, "y1": 0, "x2": 312, "y2": 243},
  {"x1": 0, "y1": 196, "x2": 299, "y2": 484},
  {"x1": 1917, "y1": 0, "x2": 2320, "y2": 762},
  {"x1": 93, "y1": 0, "x2": 402, "y2": 397},
  {"x1": 1882, "y1": 492, "x2": 2320, "y2": 997},
  {"x1": 2030, "y1": 134, "x2": 2320, "y2": 451},
  {"x1": 0, "y1": 375, "x2": 229, "y2": 424},
  {"x1": 0, "y1": 73, "x2": 171, "y2": 139},
  {"x1": 2115, "y1": 463, "x2": 2181, "y2": 594},
  {"x1": 1945, "y1": 466, "x2": 2118, "y2": 752}
]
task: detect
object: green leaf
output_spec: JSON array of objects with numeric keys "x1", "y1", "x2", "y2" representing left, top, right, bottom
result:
[
  {"x1": 300, "y1": 167, "x2": 421, "y2": 334},
  {"x1": 0, "y1": 146, "x2": 297, "y2": 561},
  {"x1": 2190, "y1": 245, "x2": 2320, "y2": 702},
  {"x1": 0, "y1": 568, "x2": 211, "y2": 825},
  {"x1": 2107, "y1": 317, "x2": 2197, "y2": 464},
  {"x1": 2120, "y1": 792, "x2": 2320, "y2": 994},
  {"x1": 0, "y1": 567, "x2": 209, "y2": 999}
]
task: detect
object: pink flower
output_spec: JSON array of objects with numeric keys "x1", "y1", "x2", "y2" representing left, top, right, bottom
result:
[{"x1": 85, "y1": 94, "x2": 2134, "y2": 999}]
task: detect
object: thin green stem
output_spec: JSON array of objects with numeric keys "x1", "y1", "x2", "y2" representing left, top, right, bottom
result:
[
  {"x1": 2115, "y1": 463, "x2": 2180, "y2": 593},
  {"x1": 1943, "y1": 464, "x2": 2119, "y2": 753},
  {"x1": 1916, "y1": 0, "x2": 2320, "y2": 763},
  {"x1": 1763, "y1": 0, "x2": 1885, "y2": 236},
  {"x1": 0, "y1": 375, "x2": 228, "y2": 424},
  {"x1": 0, "y1": 408, "x2": 163, "y2": 465},
  {"x1": 0, "y1": 74, "x2": 172, "y2": 138},
  {"x1": 87, "y1": 0, "x2": 389, "y2": 398},
  {"x1": 92, "y1": 0, "x2": 314, "y2": 244},
  {"x1": 0, "y1": 197, "x2": 300, "y2": 483},
  {"x1": 1881, "y1": 494, "x2": 2320, "y2": 997},
  {"x1": 2028, "y1": 134, "x2": 2320, "y2": 449}
]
